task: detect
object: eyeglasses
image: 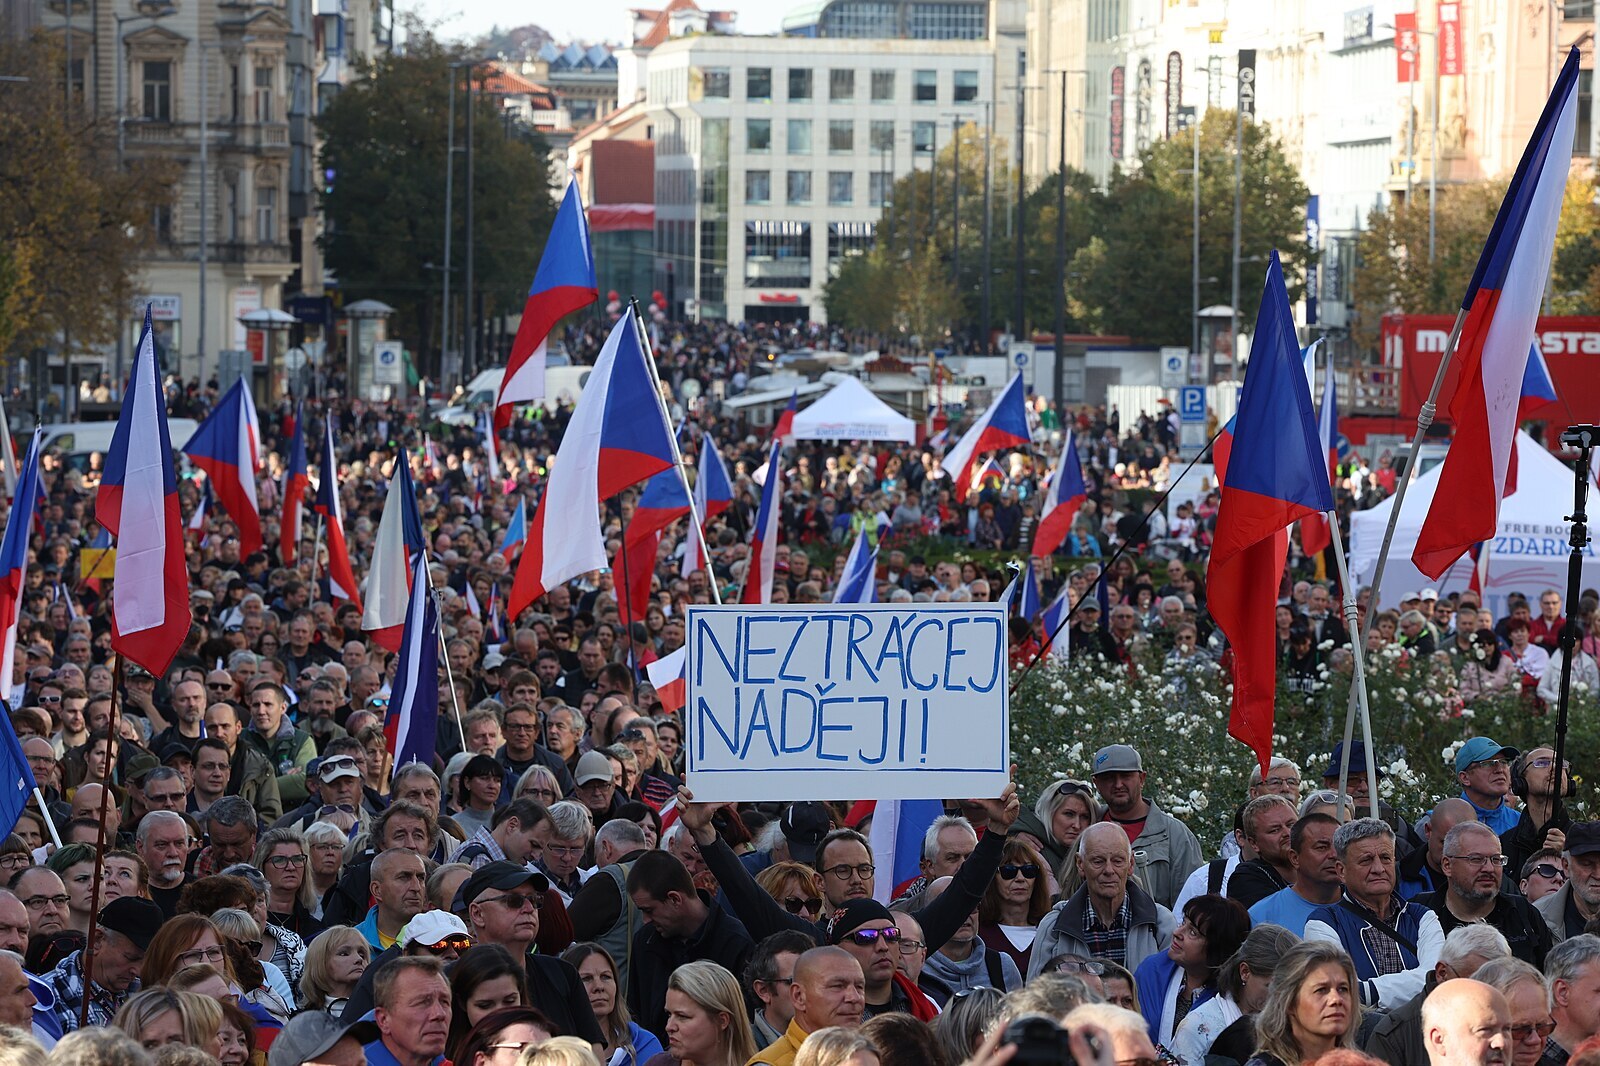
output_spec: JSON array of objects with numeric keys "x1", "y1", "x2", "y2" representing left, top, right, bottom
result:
[
  {"x1": 782, "y1": 897, "x2": 822, "y2": 916},
  {"x1": 483, "y1": 892, "x2": 542, "y2": 911},
  {"x1": 897, "y1": 939, "x2": 926, "y2": 954},
  {"x1": 1446, "y1": 853, "x2": 1508, "y2": 868},
  {"x1": 207, "y1": 682, "x2": 233, "y2": 690},
  {"x1": 318, "y1": 804, "x2": 357, "y2": 817},
  {"x1": 1260, "y1": 776, "x2": 1301, "y2": 789},
  {"x1": 504, "y1": 723, "x2": 537, "y2": 734},
  {"x1": 21, "y1": 894, "x2": 68, "y2": 909},
  {"x1": 999, "y1": 863, "x2": 1040, "y2": 881},
  {"x1": 266, "y1": 855, "x2": 307, "y2": 869},
  {"x1": 421, "y1": 935, "x2": 475, "y2": 951},
  {"x1": 176, "y1": 945, "x2": 227, "y2": 968},
  {"x1": 1527, "y1": 864, "x2": 1567, "y2": 881},
  {"x1": 822, "y1": 863, "x2": 875, "y2": 881},
  {"x1": 489, "y1": 1043, "x2": 539, "y2": 1055},
  {"x1": 1051, "y1": 958, "x2": 1108, "y2": 975},
  {"x1": 1469, "y1": 758, "x2": 1512, "y2": 771},
  {"x1": 1511, "y1": 1021, "x2": 1556, "y2": 1042},
  {"x1": 36, "y1": 694, "x2": 60, "y2": 704},
  {"x1": 618, "y1": 728, "x2": 647, "y2": 742},
  {"x1": 843, "y1": 926, "x2": 901, "y2": 947},
  {"x1": 145, "y1": 791, "x2": 186, "y2": 806},
  {"x1": 1529, "y1": 757, "x2": 1571, "y2": 771},
  {"x1": 311, "y1": 843, "x2": 344, "y2": 853},
  {"x1": 0, "y1": 855, "x2": 29, "y2": 871},
  {"x1": 231, "y1": 939, "x2": 263, "y2": 955}
]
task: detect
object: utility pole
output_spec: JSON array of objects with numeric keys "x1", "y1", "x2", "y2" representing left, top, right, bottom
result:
[
  {"x1": 1054, "y1": 70, "x2": 1067, "y2": 408},
  {"x1": 1231, "y1": 88, "x2": 1244, "y2": 385},
  {"x1": 1014, "y1": 53, "x2": 1026, "y2": 344},
  {"x1": 981, "y1": 103, "x2": 993, "y2": 351},
  {"x1": 441, "y1": 65, "x2": 457, "y2": 377},
  {"x1": 464, "y1": 64, "x2": 476, "y2": 378},
  {"x1": 1192, "y1": 114, "x2": 1201, "y2": 364}
]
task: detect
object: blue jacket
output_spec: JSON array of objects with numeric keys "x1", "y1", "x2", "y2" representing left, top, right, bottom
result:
[{"x1": 1134, "y1": 950, "x2": 1215, "y2": 1047}]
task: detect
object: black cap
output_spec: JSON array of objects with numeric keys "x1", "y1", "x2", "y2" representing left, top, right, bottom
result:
[
  {"x1": 158, "y1": 743, "x2": 195, "y2": 764},
  {"x1": 98, "y1": 897, "x2": 164, "y2": 951},
  {"x1": 1567, "y1": 822, "x2": 1600, "y2": 857},
  {"x1": 826, "y1": 899, "x2": 895, "y2": 944},
  {"x1": 779, "y1": 803, "x2": 831, "y2": 865},
  {"x1": 455, "y1": 861, "x2": 551, "y2": 912}
]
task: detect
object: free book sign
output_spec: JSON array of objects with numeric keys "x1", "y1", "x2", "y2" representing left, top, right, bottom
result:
[{"x1": 683, "y1": 603, "x2": 1010, "y2": 802}]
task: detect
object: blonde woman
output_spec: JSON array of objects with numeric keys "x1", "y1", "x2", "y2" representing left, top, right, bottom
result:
[
  {"x1": 659, "y1": 961, "x2": 756, "y2": 1066},
  {"x1": 112, "y1": 988, "x2": 223, "y2": 1056},
  {"x1": 253, "y1": 828, "x2": 323, "y2": 939},
  {"x1": 794, "y1": 1028, "x2": 881, "y2": 1066},
  {"x1": 514, "y1": 764, "x2": 563, "y2": 806},
  {"x1": 518, "y1": 1035, "x2": 603, "y2": 1066},
  {"x1": 754, "y1": 862, "x2": 825, "y2": 923},
  {"x1": 1246, "y1": 942, "x2": 1359, "y2": 1066},
  {"x1": 299, "y1": 926, "x2": 371, "y2": 1016}
]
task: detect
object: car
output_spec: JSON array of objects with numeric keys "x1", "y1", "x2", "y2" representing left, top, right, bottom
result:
[
  {"x1": 437, "y1": 366, "x2": 590, "y2": 425},
  {"x1": 40, "y1": 419, "x2": 200, "y2": 471}
]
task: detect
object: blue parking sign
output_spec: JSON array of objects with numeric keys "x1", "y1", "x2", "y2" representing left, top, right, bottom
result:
[{"x1": 1179, "y1": 386, "x2": 1206, "y2": 422}]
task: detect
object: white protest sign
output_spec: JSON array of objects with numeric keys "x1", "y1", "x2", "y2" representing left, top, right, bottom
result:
[{"x1": 684, "y1": 603, "x2": 1010, "y2": 802}]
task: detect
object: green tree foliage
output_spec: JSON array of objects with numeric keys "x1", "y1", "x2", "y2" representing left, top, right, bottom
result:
[
  {"x1": 317, "y1": 37, "x2": 557, "y2": 369},
  {"x1": 0, "y1": 34, "x2": 174, "y2": 360}
]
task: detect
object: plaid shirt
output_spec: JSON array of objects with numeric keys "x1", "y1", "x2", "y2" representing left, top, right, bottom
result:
[
  {"x1": 1081, "y1": 893, "x2": 1133, "y2": 964},
  {"x1": 1540, "y1": 1038, "x2": 1571, "y2": 1066},
  {"x1": 449, "y1": 826, "x2": 507, "y2": 870},
  {"x1": 45, "y1": 948, "x2": 136, "y2": 1033}
]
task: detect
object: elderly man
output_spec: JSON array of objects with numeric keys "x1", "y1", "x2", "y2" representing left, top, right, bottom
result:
[
  {"x1": 1416, "y1": 822, "x2": 1552, "y2": 967},
  {"x1": 12, "y1": 867, "x2": 69, "y2": 940},
  {"x1": 1536, "y1": 822, "x2": 1600, "y2": 944},
  {"x1": 1090, "y1": 744, "x2": 1203, "y2": 909},
  {"x1": 363, "y1": 956, "x2": 452, "y2": 1066},
  {"x1": 1304, "y1": 818, "x2": 1445, "y2": 1007},
  {"x1": 135, "y1": 811, "x2": 192, "y2": 918},
  {"x1": 891, "y1": 814, "x2": 978, "y2": 905},
  {"x1": 1542, "y1": 934, "x2": 1600, "y2": 1066},
  {"x1": 1474, "y1": 958, "x2": 1556, "y2": 1066},
  {"x1": 43, "y1": 896, "x2": 163, "y2": 1031},
  {"x1": 194, "y1": 796, "x2": 257, "y2": 877},
  {"x1": 1029, "y1": 822, "x2": 1174, "y2": 979},
  {"x1": 750, "y1": 946, "x2": 867, "y2": 1066},
  {"x1": 358, "y1": 849, "x2": 428, "y2": 952},
  {"x1": 1367, "y1": 926, "x2": 1512, "y2": 1066},
  {"x1": 1422, "y1": 978, "x2": 1512, "y2": 1066},
  {"x1": 1456, "y1": 738, "x2": 1522, "y2": 836}
]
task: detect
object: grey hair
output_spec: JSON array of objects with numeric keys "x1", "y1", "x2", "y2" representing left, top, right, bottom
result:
[
  {"x1": 1062, "y1": 1004, "x2": 1151, "y2": 1044},
  {"x1": 1473, "y1": 957, "x2": 1551, "y2": 1011},
  {"x1": 40, "y1": 1028, "x2": 144, "y2": 1066},
  {"x1": 302, "y1": 820, "x2": 349, "y2": 849},
  {"x1": 934, "y1": 987, "x2": 1009, "y2": 1063},
  {"x1": 0, "y1": 950, "x2": 22, "y2": 968},
  {"x1": 1399, "y1": 609, "x2": 1426, "y2": 627},
  {"x1": 1441, "y1": 820, "x2": 1501, "y2": 855},
  {"x1": 203, "y1": 796, "x2": 256, "y2": 830},
  {"x1": 1438, "y1": 924, "x2": 1511, "y2": 968},
  {"x1": 1247, "y1": 756, "x2": 1300, "y2": 786},
  {"x1": 226, "y1": 650, "x2": 258, "y2": 670},
  {"x1": 135, "y1": 810, "x2": 189, "y2": 845},
  {"x1": 141, "y1": 766, "x2": 185, "y2": 791},
  {"x1": 547, "y1": 800, "x2": 594, "y2": 843},
  {"x1": 1331, "y1": 817, "x2": 1396, "y2": 859},
  {"x1": 1160, "y1": 595, "x2": 1184, "y2": 612},
  {"x1": 921, "y1": 815, "x2": 977, "y2": 862},
  {"x1": 1544, "y1": 933, "x2": 1600, "y2": 987},
  {"x1": 595, "y1": 818, "x2": 647, "y2": 853},
  {"x1": 219, "y1": 863, "x2": 270, "y2": 901},
  {"x1": 392, "y1": 762, "x2": 440, "y2": 790},
  {"x1": 210, "y1": 907, "x2": 261, "y2": 940}
]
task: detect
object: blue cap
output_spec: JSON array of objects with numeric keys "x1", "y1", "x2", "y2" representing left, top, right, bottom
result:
[
  {"x1": 1321, "y1": 741, "x2": 1383, "y2": 780},
  {"x1": 1454, "y1": 737, "x2": 1519, "y2": 775}
]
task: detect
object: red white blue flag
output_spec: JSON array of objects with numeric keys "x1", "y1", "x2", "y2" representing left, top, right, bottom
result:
[
  {"x1": 385, "y1": 550, "x2": 439, "y2": 776},
  {"x1": 0, "y1": 430, "x2": 43, "y2": 698},
  {"x1": 314, "y1": 416, "x2": 361, "y2": 611},
  {"x1": 1299, "y1": 354, "x2": 1340, "y2": 558},
  {"x1": 280, "y1": 401, "x2": 309, "y2": 565},
  {"x1": 363, "y1": 454, "x2": 426, "y2": 652},
  {"x1": 942, "y1": 372, "x2": 1032, "y2": 501},
  {"x1": 832, "y1": 525, "x2": 878, "y2": 604},
  {"x1": 98, "y1": 307, "x2": 193, "y2": 677},
  {"x1": 682, "y1": 433, "x2": 733, "y2": 577},
  {"x1": 1206, "y1": 252, "x2": 1335, "y2": 775},
  {"x1": 1032, "y1": 432, "x2": 1087, "y2": 557},
  {"x1": 620, "y1": 467, "x2": 692, "y2": 622},
  {"x1": 774, "y1": 390, "x2": 798, "y2": 446},
  {"x1": 1414, "y1": 50, "x2": 1579, "y2": 579},
  {"x1": 742, "y1": 438, "x2": 783, "y2": 604},
  {"x1": 497, "y1": 179, "x2": 597, "y2": 431},
  {"x1": 499, "y1": 497, "x2": 527, "y2": 560},
  {"x1": 182, "y1": 378, "x2": 263, "y2": 558}
]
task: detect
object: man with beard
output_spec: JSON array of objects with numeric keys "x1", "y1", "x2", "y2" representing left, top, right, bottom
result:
[
  {"x1": 1417, "y1": 822, "x2": 1551, "y2": 968},
  {"x1": 135, "y1": 811, "x2": 193, "y2": 919},
  {"x1": 1422, "y1": 978, "x2": 1513, "y2": 1066}
]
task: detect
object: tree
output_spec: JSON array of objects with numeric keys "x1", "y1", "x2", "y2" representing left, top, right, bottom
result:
[
  {"x1": 317, "y1": 36, "x2": 557, "y2": 372},
  {"x1": 0, "y1": 34, "x2": 173, "y2": 361}
]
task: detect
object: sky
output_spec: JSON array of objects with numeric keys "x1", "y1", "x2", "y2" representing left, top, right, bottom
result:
[{"x1": 401, "y1": 0, "x2": 790, "y2": 46}]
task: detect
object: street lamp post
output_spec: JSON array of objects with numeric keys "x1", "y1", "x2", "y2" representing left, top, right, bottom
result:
[{"x1": 1047, "y1": 70, "x2": 1088, "y2": 409}]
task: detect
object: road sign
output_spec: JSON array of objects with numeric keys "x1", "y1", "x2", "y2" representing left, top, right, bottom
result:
[
  {"x1": 1179, "y1": 385, "x2": 1206, "y2": 422},
  {"x1": 1014, "y1": 350, "x2": 1029, "y2": 368},
  {"x1": 1160, "y1": 347, "x2": 1187, "y2": 387},
  {"x1": 373, "y1": 341, "x2": 404, "y2": 386}
]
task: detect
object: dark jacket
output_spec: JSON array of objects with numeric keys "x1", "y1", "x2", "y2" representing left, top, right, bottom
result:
[
  {"x1": 225, "y1": 744, "x2": 283, "y2": 823},
  {"x1": 1501, "y1": 807, "x2": 1570, "y2": 884},
  {"x1": 1365, "y1": 977, "x2": 1433, "y2": 1066},
  {"x1": 627, "y1": 894, "x2": 754, "y2": 1041},
  {"x1": 1225, "y1": 860, "x2": 1290, "y2": 909},
  {"x1": 1414, "y1": 889, "x2": 1552, "y2": 968},
  {"x1": 240, "y1": 724, "x2": 317, "y2": 807}
]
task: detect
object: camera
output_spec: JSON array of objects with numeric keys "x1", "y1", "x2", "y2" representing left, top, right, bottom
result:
[{"x1": 1003, "y1": 1013, "x2": 1088, "y2": 1066}]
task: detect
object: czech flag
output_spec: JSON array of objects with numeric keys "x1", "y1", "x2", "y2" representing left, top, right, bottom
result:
[
  {"x1": 98, "y1": 307, "x2": 192, "y2": 678},
  {"x1": 682, "y1": 434, "x2": 733, "y2": 577},
  {"x1": 646, "y1": 645, "x2": 686, "y2": 716},
  {"x1": 1212, "y1": 415, "x2": 1237, "y2": 486},
  {"x1": 868, "y1": 799, "x2": 944, "y2": 905},
  {"x1": 942, "y1": 372, "x2": 1031, "y2": 501},
  {"x1": 499, "y1": 497, "x2": 527, "y2": 560},
  {"x1": 833, "y1": 525, "x2": 878, "y2": 604},
  {"x1": 497, "y1": 179, "x2": 597, "y2": 431},
  {"x1": 182, "y1": 378, "x2": 263, "y2": 559},
  {"x1": 620, "y1": 468, "x2": 692, "y2": 622},
  {"x1": 1206, "y1": 252, "x2": 1334, "y2": 775},
  {"x1": 1413, "y1": 50, "x2": 1579, "y2": 579},
  {"x1": 1519, "y1": 341, "x2": 1559, "y2": 419},
  {"x1": 314, "y1": 416, "x2": 362, "y2": 611},
  {"x1": 280, "y1": 401, "x2": 309, "y2": 565},
  {"x1": 1032, "y1": 433, "x2": 1087, "y2": 557},
  {"x1": 773, "y1": 390, "x2": 798, "y2": 446},
  {"x1": 1299, "y1": 355, "x2": 1340, "y2": 558},
  {"x1": 0, "y1": 399, "x2": 17, "y2": 501},
  {"x1": 1015, "y1": 561, "x2": 1041, "y2": 621},
  {"x1": 0, "y1": 430, "x2": 43, "y2": 699},
  {"x1": 187, "y1": 480, "x2": 210, "y2": 540},
  {"x1": 508, "y1": 314, "x2": 677, "y2": 618},
  {"x1": 742, "y1": 438, "x2": 783, "y2": 604},
  {"x1": 1039, "y1": 583, "x2": 1072, "y2": 661},
  {"x1": 363, "y1": 455, "x2": 425, "y2": 652},
  {"x1": 974, "y1": 457, "x2": 1006, "y2": 493},
  {"x1": 385, "y1": 551, "x2": 440, "y2": 776}
]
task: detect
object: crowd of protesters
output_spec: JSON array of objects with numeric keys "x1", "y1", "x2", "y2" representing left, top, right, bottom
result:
[{"x1": 0, "y1": 315, "x2": 1591, "y2": 1066}]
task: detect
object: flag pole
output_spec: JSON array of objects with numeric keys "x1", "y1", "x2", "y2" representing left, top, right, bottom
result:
[
  {"x1": 627, "y1": 299, "x2": 722, "y2": 606},
  {"x1": 1335, "y1": 305, "x2": 1466, "y2": 801},
  {"x1": 421, "y1": 557, "x2": 468, "y2": 750},
  {"x1": 31, "y1": 789, "x2": 62, "y2": 849},
  {"x1": 1327, "y1": 509, "x2": 1380, "y2": 819},
  {"x1": 81, "y1": 652, "x2": 123, "y2": 1029}
]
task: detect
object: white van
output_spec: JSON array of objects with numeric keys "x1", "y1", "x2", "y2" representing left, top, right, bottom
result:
[
  {"x1": 40, "y1": 420, "x2": 201, "y2": 470},
  {"x1": 437, "y1": 366, "x2": 590, "y2": 425}
]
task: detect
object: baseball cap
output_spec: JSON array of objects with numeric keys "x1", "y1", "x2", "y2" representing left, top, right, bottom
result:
[
  {"x1": 1400, "y1": 591, "x2": 1421, "y2": 602},
  {"x1": 317, "y1": 754, "x2": 361, "y2": 784},
  {"x1": 1454, "y1": 737, "x2": 1519, "y2": 774},
  {"x1": 1567, "y1": 822, "x2": 1600, "y2": 857},
  {"x1": 124, "y1": 752, "x2": 161, "y2": 784},
  {"x1": 779, "y1": 803, "x2": 831, "y2": 865},
  {"x1": 1321, "y1": 741, "x2": 1385, "y2": 780},
  {"x1": 826, "y1": 899, "x2": 895, "y2": 944},
  {"x1": 268, "y1": 1010, "x2": 380, "y2": 1066},
  {"x1": 397, "y1": 910, "x2": 472, "y2": 949},
  {"x1": 1420, "y1": 588, "x2": 1439, "y2": 601},
  {"x1": 483, "y1": 652, "x2": 507, "y2": 671},
  {"x1": 456, "y1": 861, "x2": 551, "y2": 911},
  {"x1": 575, "y1": 750, "x2": 613, "y2": 786},
  {"x1": 158, "y1": 743, "x2": 195, "y2": 765},
  {"x1": 1093, "y1": 744, "x2": 1143, "y2": 775},
  {"x1": 98, "y1": 897, "x2": 164, "y2": 951}
]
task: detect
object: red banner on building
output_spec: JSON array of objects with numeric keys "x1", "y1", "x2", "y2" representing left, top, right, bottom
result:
[
  {"x1": 1438, "y1": 1, "x2": 1463, "y2": 76},
  {"x1": 1395, "y1": 12, "x2": 1419, "y2": 83},
  {"x1": 1109, "y1": 66, "x2": 1125, "y2": 159}
]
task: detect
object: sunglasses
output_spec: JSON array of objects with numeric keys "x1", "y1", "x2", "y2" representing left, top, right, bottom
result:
[
  {"x1": 1052, "y1": 958, "x2": 1107, "y2": 975},
  {"x1": 483, "y1": 892, "x2": 542, "y2": 911},
  {"x1": 422, "y1": 935, "x2": 475, "y2": 951},
  {"x1": 782, "y1": 896, "x2": 822, "y2": 916},
  {"x1": 843, "y1": 926, "x2": 901, "y2": 947},
  {"x1": 36, "y1": 694, "x2": 60, "y2": 704},
  {"x1": 1528, "y1": 864, "x2": 1566, "y2": 881},
  {"x1": 1000, "y1": 863, "x2": 1040, "y2": 880}
]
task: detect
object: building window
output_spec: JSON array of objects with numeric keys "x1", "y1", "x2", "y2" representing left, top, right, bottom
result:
[
  {"x1": 703, "y1": 67, "x2": 730, "y2": 98},
  {"x1": 746, "y1": 170, "x2": 772, "y2": 204},
  {"x1": 150, "y1": 202, "x2": 172, "y2": 244},
  {"x1": 255, "y1": 186, "x2": 277, "y2": 242},
  {"x1": 142, "y1": 60, "x2": 172, "y2": 121},
  {"x1": 747, "y1": 118, "x2": 772, "y2": 152},
  {"x1": 1564, "y1": 0, "x2": 1594, "y2": 15},
  {"x1": 747, "y1": 67, "x2": 771, "y2": 101},
  {"x1": 869, "y1": 171, "x2": 892, "y2": 207},
  {"x1": 871, "y1": 69, "x2": 895, "y2": 101},
  {"x1": 954, "y1": 70, "x2": 978, "y2": 102},
  {"x1": 254, "y1": 64, "x2": 275, "y2": 122},
  {"x1": 870, "y1": 120, "x2": 894, "y2": 153},
  {"x1": 788, "y1": 68, "x2": 812, "y2": 101},
  {"x1": 908, "y1": 1, "x2": 986, "y2": 38},
  {"x1": 830, "y1": 69, "x2": 855, "y2": 101},
  {"x1": 914, "y1": 70, "x2": 937, "y2": 103},
  {"x1": 66, "y1": 57, "x2": 85, "y2": 104},
  {"x1": 788, "y1": 118, "x2": 812, "y2": 154},
  {"x1": 913, "y1": 120, "x2": 935, "y2": 153},
  {"x1": 828, "y1": 171, "x2": 853, "y2": 205},
  {"x1": 226, "y1": 180, "x2": 239, "y2": 241},
  {"x1": 828, "y1": 221, "x2": 876, "y2": 268},
  {"x1": 745, "y1": 220, "x2": 811, "y2": 289},
  {"x1": 1579, "y1": 69, "x2": 1594, "y2": 156},
  {"x1": 787, "y1": 170, "x2": 813, "y2": 205},
  {"x1": 828, "y1": 119, "x2": 854, "y2": 153}
]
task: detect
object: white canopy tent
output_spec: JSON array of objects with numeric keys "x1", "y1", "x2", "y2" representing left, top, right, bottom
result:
[
  {"x1": 790, "y1": 376, "x2": 918, "y2": 444},
  {"x1": 1349, "y1": 430, "x2": 1600, "y2": 613}
]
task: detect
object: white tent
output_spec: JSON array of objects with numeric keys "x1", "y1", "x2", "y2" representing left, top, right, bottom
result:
[
  {"x1": 1349, "y1": 430, "x2": 1600, "y2": 612},
  {"x1": 791, "y1": 376, "x2": 917, "y2": 444}
]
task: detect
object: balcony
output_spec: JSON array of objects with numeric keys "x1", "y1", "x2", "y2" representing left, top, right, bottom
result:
[{"x1": 210, "y1": 241, "x2": 293, "y2": 266}]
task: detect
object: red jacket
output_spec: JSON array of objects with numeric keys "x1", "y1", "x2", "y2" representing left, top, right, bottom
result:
[{"x1": 893, "y1": 971, "x2": 940, "y2": 1021}]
